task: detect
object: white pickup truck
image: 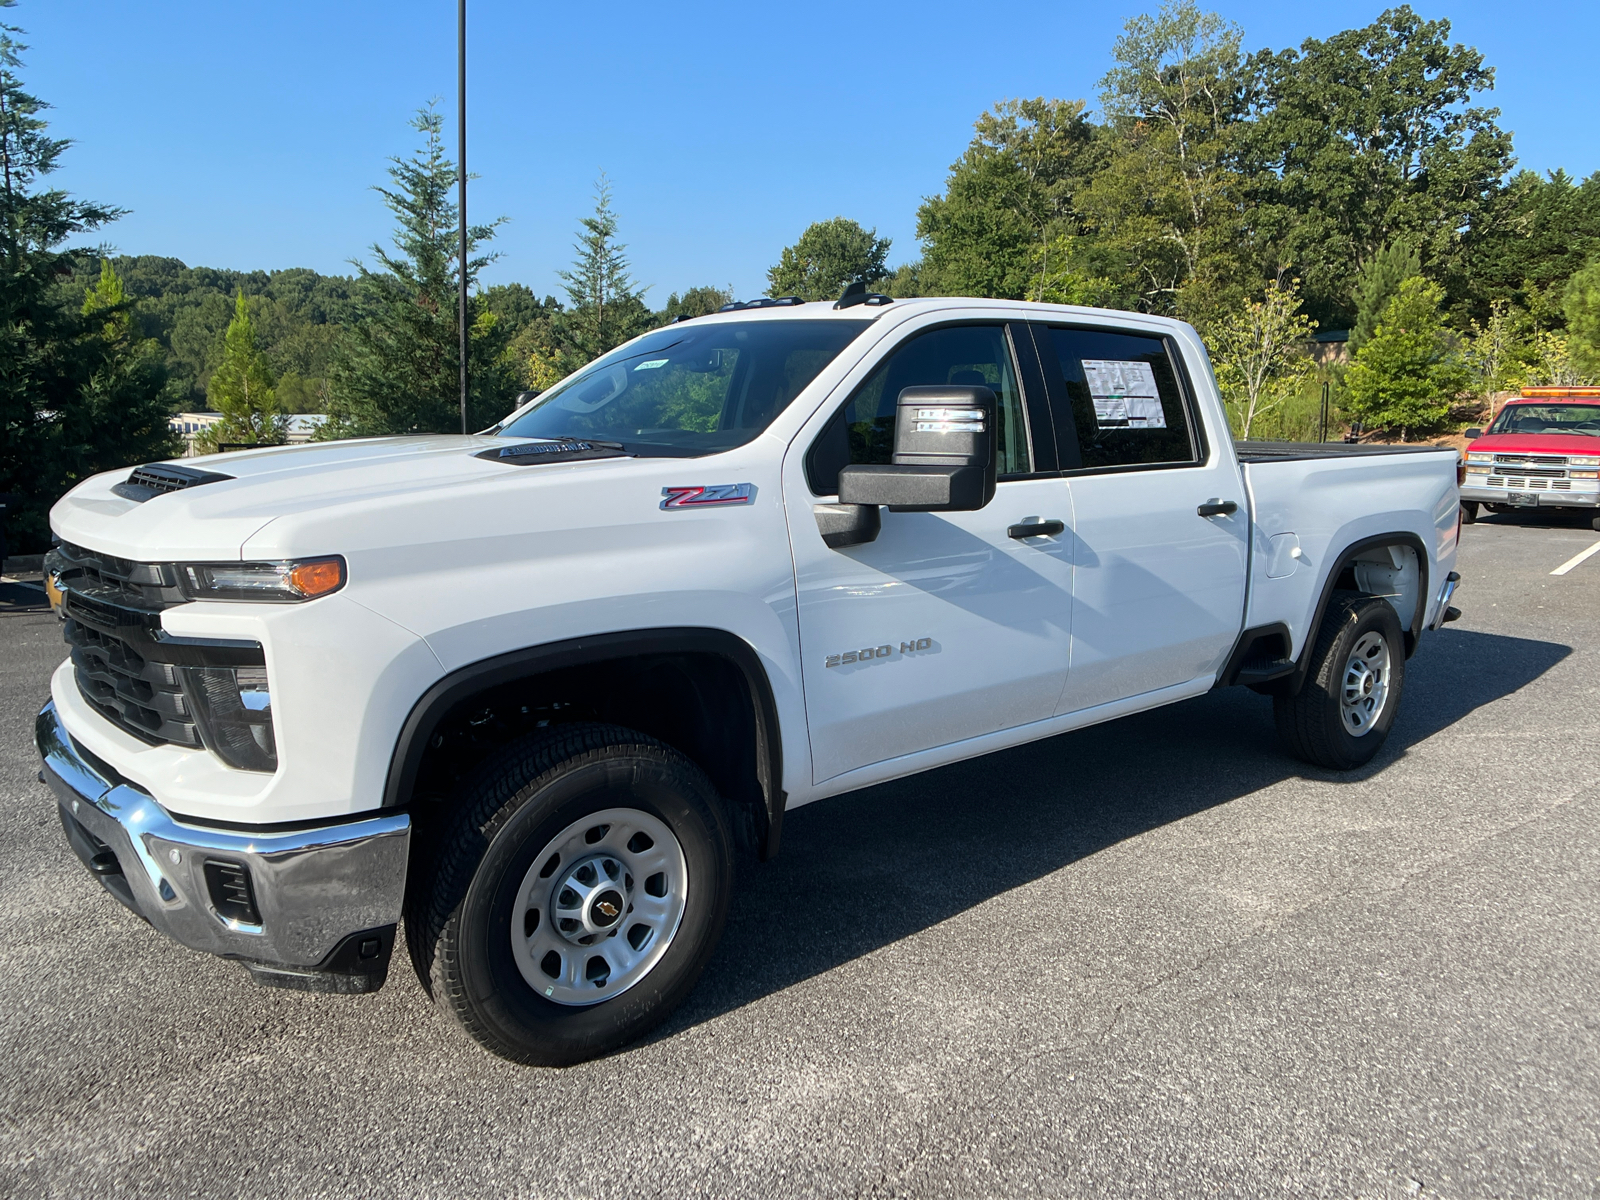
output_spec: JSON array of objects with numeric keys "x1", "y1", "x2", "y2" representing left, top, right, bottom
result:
[{"x1": 36, "y1": 295, "x2": 1462, "y2": 1065}]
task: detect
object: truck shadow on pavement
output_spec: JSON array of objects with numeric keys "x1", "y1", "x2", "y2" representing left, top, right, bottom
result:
[{"x1": 669, "y1": 626, "x2": 1570, "y2": 1034}]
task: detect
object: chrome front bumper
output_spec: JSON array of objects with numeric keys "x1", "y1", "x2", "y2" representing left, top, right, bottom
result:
[
  {"x1": 1461, "y1": 485, "x2": 1599, "y2": 507},
  {"x1": 36, "y1": 700, "x2": 411, "y2": 992}
]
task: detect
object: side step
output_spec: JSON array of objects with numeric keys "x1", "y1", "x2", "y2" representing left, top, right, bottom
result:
[{"x1": 1233, "y1": 656, "x2": 1296, "y2": 686}]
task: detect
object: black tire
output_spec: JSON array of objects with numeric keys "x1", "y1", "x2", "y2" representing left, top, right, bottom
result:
[
  {"x1": 1460, "y1": 500, "x2": 1478, "y2": 524},
  {"x1": 1274, "y1": 594, "x2": 1405, "y2": 770},
  {"x1": 1591, "y1": 515, "x2": 1600, "y2": 533},
  {"x1": 406, "y1": 723, "x2": 733, "y2": 1066}
]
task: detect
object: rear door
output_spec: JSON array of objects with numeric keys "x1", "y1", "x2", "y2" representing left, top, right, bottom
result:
[
  {"x1": 1031, "y1": 323, "x2": 1248, "y2": 714},
  {"x1": 785, "y1": 316, "x2": 1075, "y2": 785}
]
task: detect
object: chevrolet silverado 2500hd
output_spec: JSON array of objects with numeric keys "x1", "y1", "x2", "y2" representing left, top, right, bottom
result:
[{"x1": 36, "y1": 295, "x2": 1462, "y2": 1065}]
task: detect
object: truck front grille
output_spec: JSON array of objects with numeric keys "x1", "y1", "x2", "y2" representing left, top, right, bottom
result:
[
  {"x1": 65, "y1": 613, "x2": 202, "y2": 748},
  {"x1": 50, "y1": 541, "x2": 187, "y2": 610},
  {"x1": 1493, "y1": 454, "x2": 1568, "y2": 467},
  {"x1": 1487, "y1": 476, "x2": 1573, "y2": 491},
  {"x1": 53, "y1": 543, "x2": 266, "y2": 759}
]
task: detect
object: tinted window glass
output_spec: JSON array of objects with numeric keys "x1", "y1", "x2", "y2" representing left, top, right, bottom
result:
[
  {"x1": 1047, "y1": 328, "x2": 1197, "y2": 470},
  {"x1": 807, "y1": 324, "x2": 1030, "y2": 493},
  {"x1": 498, "y1": 319, "x2": 871, "y2": 456}
]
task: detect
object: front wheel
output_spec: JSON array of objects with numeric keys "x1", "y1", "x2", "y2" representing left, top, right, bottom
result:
[
  {"x1": 1274, "y1": 594, "x2": 1406, "y2": 770},
  {"x1": 1460, "y1": 500, "x2": 1478, "y2": 524},
  {"x1": 407, "y1": 724, "x2": 733, "y2": 1066}
]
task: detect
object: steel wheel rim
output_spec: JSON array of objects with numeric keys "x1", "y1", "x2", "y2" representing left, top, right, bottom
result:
[
  {"x1": 1340, "y1": 630, "x2": 1391, "y2": 737},
  {"x1": 510, "y1": 807, "x2": 688, "y2": 1006}
]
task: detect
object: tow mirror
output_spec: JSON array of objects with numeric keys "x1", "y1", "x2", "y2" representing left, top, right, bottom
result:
[
  {"x1": 838, "y1": 385, "x2": 998, "y2": 512},
  {"x1": 1464, "y1": 427, "x2": 1482, "y2": 439},
  {"x1": 812, "y1": 385, "x2": 999, "y2": 549}
]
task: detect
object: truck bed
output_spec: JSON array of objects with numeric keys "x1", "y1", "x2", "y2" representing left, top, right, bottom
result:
[{"x1": 1236, "y1": 440, "x2": 1457, "y2": 463}]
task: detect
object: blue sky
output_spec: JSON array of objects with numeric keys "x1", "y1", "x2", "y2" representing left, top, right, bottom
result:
[{"x1": 15, "y1": 1, "x2": 1600, "y2": 301}]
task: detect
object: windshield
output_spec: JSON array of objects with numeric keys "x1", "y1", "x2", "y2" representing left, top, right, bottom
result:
[
  {"x1": 1488, "y1": 404, "x2": 1600, "y2": 437},
  {"x1": 497, "y1": 319, "x2": 872, "y2": 456}
]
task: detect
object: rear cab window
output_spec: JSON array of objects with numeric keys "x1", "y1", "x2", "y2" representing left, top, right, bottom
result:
[{"x1": 1039, "y1": 327, "x2": 1204, "y2": 471}]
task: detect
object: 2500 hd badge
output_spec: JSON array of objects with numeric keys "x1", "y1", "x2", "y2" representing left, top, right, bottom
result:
[{"x1": 825, "y1": 637, "x2": 934, "y2": 668}]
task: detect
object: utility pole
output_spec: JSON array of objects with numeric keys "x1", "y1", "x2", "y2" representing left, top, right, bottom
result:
[{"x1": 457, "y1": 0, "x2": 469, "y2": 434}]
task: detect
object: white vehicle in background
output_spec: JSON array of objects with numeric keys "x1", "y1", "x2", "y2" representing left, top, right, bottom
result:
[{"x1": 37, "y1": 290, "x2": 1462, "y2": 1065}]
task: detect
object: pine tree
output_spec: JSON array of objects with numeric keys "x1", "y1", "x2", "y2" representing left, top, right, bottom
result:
[
  {"x1": 1349, "y1": 240, "x2": 1421, "y2": 352},
  {"x1": 1344, "y1": 276, "x2": 1469, "y2": 437},
  {"x1": 69, "y1": 260, "x2": 179, "y2": 469},
  {"x1": 555, "y1": 174, "x2": 650, "y2": 364},
  {"x1": 1563, "y1": 254, "x2": 1600, "y2": 382},
  {"x1": 0, "y1": 7, "x2": 170, "y2": 550},
  {"x1": 324, "y1": 103, "x2": 511, "y2": 437},
  {"x1": 198, "y1": 291, "x2": 284, "y2": 450}
]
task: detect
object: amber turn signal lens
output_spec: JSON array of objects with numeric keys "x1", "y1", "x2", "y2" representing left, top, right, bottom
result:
[{"x1": 287, "y1": 558, "x2": 345, "y2": 598}]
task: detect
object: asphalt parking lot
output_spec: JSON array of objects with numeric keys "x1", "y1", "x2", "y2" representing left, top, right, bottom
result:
[{"x1": 2, "y1": 512, "x2": 1597, "y2": 1199}]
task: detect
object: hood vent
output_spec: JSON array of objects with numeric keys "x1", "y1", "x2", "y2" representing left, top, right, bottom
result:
[
  {"x1": 475, "y1": 439, "x2": 631, "y2": 466},
  {"x1": 111, "y1": 463, "x2": 234, "y2": 503}
]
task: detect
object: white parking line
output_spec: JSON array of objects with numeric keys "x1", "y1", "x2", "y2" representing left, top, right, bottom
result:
[{"x1": 1551, "y1": 539, "x2": 1600, "y2": 576}]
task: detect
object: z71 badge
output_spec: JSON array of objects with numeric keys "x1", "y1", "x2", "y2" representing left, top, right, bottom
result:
[{"x1": 660, "y1": 483, "x2": 755, "y2": 510}]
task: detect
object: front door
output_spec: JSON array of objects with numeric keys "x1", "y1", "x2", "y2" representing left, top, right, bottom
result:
[
  {"x1": 1032, "y1": 323, "x2": 1248, "y2": 714},
  {"x1": 786, "y1": 319, "x2": 1075, "y2": 785}
]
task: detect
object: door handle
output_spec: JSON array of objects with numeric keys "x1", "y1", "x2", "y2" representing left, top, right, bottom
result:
[
  {"x1": 1007, "y1": 519, "x2": 1065, "y2": 539},
  {"x1": 1197, "y1": 499, "x2": 1238, "y2": 517}
]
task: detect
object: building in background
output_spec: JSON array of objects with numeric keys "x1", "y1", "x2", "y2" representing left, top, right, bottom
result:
[{"x1": 168, "y1": 413, "x2": 327, "y2": 457}]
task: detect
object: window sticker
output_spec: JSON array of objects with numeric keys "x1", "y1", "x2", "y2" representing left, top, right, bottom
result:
[
  {"x1": 634, "y1": 359, "x2": 670, "y2": 371},
  {"x1": 1082, "y1": 359, "x2": 1167, "y2": 429}
]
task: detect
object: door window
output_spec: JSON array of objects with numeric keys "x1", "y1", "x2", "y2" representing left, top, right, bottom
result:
[
  {"x1": 807, "y1": 324, "x2": 1031, "y2": 494},
  {"x1": 1046, "y1": 328, "x2": 1200, "y2": 470}
]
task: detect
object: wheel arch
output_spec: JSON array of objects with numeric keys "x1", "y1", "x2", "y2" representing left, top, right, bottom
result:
[
  {"x1": 384, "y1": 628, "x2": 785, "y2": 859},
  {"x1": 1285, "y1": 531, "x2": 1430, "y2": 696}
]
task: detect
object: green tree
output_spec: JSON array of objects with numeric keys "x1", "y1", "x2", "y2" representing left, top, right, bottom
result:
[
  {"x1": 659, "y1": 285, "x2": 732, "y2": 322},
  {"x1": 1080, "y1": 1, "x2": 1246, "y2": 323},
  {"x1": 1349, "y1": 239, "x2": 1421, "y2": 352},
  {"x1": 1564, "y1": 254, "x2": 1600, "y2": 381},
  {"x1": 554, "y1": 174, "x2": 650, "y2": 364},
  {"x1": 1245, "y1": 6, "x2": 1514, "y2": 327},
  {"x1": 1209, "y1": 278, "x2": 1318, "y2": 438},
  {"x1": 917, "y1": 97, "x2": 1099, "y2": 300},
  {"x1": 1343, "y1": 276, "x2": 1468, "y2": 436},
  {"x1": 766, "y1": 218, "x2": 891, "y2": 301},
  {"x1": 0, "y1": 5, "x2": 174, "y2": 550},
  {"x1": 69, "y1": 260, "x2": 179, "y2": 469},
  {"x1": 1459, "y1": 169, "x2": 1600, "y2": 318},
  {"x1": 324, "y1": 104, "x2": 512, "y2": 436},
  {"x1": 1462, "y1": 298, "x2": 1524, "y2": 399},
  {"x1": 198, "y1": 291, "x2": 284, "y2": 450}
]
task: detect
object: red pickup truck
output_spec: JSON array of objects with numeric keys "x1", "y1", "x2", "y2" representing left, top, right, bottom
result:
[{"x1": 1461, "y1": 387, "x2": 1600, "y2": 529}]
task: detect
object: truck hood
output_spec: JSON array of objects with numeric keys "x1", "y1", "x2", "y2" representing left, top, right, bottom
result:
[
  {"x1": 1467, "y1": 432, "x2": 1600, "y2": 456},
  {"x1": 50, "y1": 435, "x2": 647, "y2": 561}
]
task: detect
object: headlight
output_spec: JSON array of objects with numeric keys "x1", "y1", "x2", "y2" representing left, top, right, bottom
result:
[
  {"x1": 183, "y1": 664, "x2": 276, "y2": 771},
  {"x1": 178, "y1": 557, "x2": 345, "y2": 602},
  {"x1": 1466, "y1": 452, "x2": 1493, "y2": 464},
  {"x1": 1570, "y1": 455, "x2": 1600, "y2": 467}
]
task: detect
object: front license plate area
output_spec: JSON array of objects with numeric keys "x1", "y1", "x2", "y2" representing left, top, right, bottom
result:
[{"x1": 1509, "y1": 492, "x2": 1538, "y2": 506}]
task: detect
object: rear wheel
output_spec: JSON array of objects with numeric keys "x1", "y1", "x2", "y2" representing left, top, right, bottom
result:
[
  {"x1": 407, "y1": 723, "x2": 733, "y2": 1066},
  {"x1": 1274, "y1": 594, "x2": 1405, "y2": 770}
]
